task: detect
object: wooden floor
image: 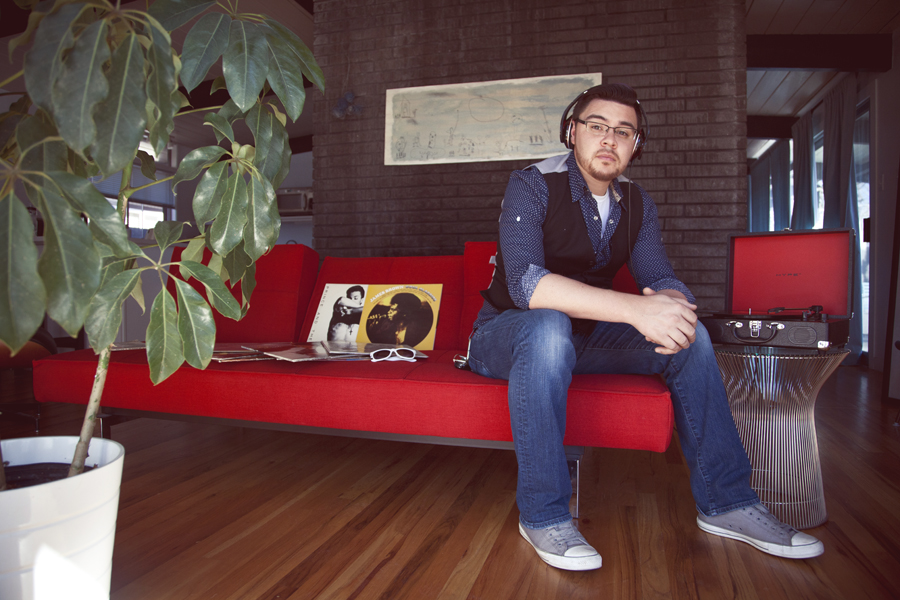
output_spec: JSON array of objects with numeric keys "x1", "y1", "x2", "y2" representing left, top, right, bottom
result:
[{"x1": 2, "y1": 364, "x2": 899, "y2": 599}]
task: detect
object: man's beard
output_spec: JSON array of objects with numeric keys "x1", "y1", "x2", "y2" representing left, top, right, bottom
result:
[{"x1": 576, "y1": 151, "x2": 624, "y2": 185}]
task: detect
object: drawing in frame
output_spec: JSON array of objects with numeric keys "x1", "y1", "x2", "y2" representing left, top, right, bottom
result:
[{"x1": 385, "y1": 72, "x2": 602, "y2": 166}]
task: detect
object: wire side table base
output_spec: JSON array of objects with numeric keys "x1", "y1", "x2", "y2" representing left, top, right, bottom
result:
[{"x1": 713, "y1": 348, "x2": 848, "y2": 530}]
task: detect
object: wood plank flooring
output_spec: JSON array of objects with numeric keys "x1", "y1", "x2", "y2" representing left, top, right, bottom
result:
[{"x1": 2, "y1": 364, "x2": 899, "y2": 599}]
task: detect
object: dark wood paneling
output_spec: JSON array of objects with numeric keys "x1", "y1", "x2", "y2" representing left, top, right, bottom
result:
[{"x1": 747, "y1": 34, "x2": 893, "y2": 71}]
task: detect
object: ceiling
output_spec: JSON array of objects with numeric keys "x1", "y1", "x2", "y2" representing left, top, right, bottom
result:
[
  {"x1": 1, "y1": 1, "x2": 897, "y2": 160},
  {"x1": 745, "y1": 0, "x2": 900, "y2": 156}
]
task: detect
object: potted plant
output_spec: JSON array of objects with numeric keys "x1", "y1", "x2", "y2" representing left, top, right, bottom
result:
[{"x1": 0, "y1": 0, "x2": 323, "y2": 596}]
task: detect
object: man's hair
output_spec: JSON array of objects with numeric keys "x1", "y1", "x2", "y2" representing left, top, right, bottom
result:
[
  {"x1": 347, "y1": 285, "x2": 365, "y2": 297},
  {"x1": 572, "y1": 83, "x2": 642, "y2": 130}
]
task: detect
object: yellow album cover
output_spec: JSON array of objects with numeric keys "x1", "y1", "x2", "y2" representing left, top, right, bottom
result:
[{"x1": 355, "y1": 284, "x2": 443, "y2": 350}]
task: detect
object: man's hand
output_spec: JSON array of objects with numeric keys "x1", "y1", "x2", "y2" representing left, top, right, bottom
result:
[{"x1": 636, "y1": 288, "x2": 697, "y2": 355}]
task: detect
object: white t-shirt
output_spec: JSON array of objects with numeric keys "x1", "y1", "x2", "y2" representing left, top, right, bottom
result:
[{"x1": 592, "y1": 190, "x2": 611, "y2": 238}]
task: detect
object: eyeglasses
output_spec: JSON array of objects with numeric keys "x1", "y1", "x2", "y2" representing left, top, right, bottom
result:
[
  {"x1": 370, "y1": 347, "x2": 417, "y2": 362},
  {"x1": 573, "y1": 118, "x2": 637, "y2": 141}
]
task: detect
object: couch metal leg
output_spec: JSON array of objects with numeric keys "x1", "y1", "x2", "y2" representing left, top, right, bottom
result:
[
  {"x1": 98, "y1": 413, "x2": 113, "y2": 440},
  {"x1": 566, "y1": 446, "x2": 585, "y2": 520},
  {"x1": 98, "y1": 413, "x2": 136, "y2": 439}
]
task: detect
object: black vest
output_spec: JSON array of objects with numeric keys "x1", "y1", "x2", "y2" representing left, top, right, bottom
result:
[{"x1": 481, "y1": 171, "x2": 644, "y2": 333}]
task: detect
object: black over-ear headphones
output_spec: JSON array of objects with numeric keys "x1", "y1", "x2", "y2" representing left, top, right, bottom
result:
[{"x1": 559, "y1": 84, "x2": 649, "y2": 162}]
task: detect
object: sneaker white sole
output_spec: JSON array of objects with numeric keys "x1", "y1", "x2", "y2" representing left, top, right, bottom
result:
[
  {"x1": 696, "y1": 516, "x2": 824, "y2": 559},
  {"x1": 518, "y1": 523, "x2": 602, "y2": 571}
]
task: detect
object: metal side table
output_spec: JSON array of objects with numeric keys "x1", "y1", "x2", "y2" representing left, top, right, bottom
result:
[{"x1": 713, "y1": 346, "x2": 847, "y2": 529}]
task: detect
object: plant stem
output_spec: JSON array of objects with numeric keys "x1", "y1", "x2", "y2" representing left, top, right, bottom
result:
[
  {"x1": 68, "y1": 346, "x2": 111, "y2": 477},
  {"x1": 126, "y1": 173, "x2": 174, "y2": 195},
  {"x1": 0, "y1": 434, "x2": 6, "y2": 491},
  {"x1": 0, "y1": 69, "x2": 23, "y2": 90}
]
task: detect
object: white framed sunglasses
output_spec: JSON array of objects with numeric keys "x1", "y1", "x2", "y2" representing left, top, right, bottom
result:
[{"x1": 370, "y1": 347, "x2": 417, "y2": 362}]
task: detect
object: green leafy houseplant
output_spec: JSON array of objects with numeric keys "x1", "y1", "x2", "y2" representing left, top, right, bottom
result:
[{"x1": 0, "y1": 0, "x2": 323, "y2": 485}]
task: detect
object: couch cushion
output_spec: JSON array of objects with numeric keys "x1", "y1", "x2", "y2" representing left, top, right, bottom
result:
[
  {"x1": 167, "y1": 244, "x2": 319, "y2": 344},
  {"x1": 460, "y1": 242, "x2": 497, "y2": 348},
  {"x1": 32, "y1": 349, "x2": 673, "y2": 452}
]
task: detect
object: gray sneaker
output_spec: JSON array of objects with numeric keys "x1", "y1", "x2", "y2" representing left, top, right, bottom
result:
[
  {"x1": 697, "y1": 503, "x2": 824, "y2": 559},
  {"x1": 518, "y1": 520, "x2": 602, "y2": 571}
]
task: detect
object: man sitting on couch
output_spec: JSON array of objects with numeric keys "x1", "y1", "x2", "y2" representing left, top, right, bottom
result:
[{"x1": 467, "y1": 82, "x2": 824, "y2": 571}]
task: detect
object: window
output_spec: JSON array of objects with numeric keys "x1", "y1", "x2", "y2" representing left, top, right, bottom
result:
[
  {"x1": 854, "y1": 100, "x2": 870, "y2": 352},
  {"x1": 104, "y1": 197, "x2": 172, "y2": 238},
  {"x1": 812, "y1": 107, "x2": 825, "y2": 230},
  {"x1": 747, "y1": 139, "x2": 791, "y2": 232},
  {"x1": 93, "y1": 166, "x2": 175, "y2": 239},
  {"x1": 777, "y1": 97, "x2": 871, "y2": 355}
]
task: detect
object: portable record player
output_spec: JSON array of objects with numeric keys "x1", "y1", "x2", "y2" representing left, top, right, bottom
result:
[{"x1": 700, "y1": 229, "x2": 855, "y2": 350}]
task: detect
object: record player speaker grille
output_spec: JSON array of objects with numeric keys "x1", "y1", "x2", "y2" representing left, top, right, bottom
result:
[{"x1": 788, "y1": 326, "x2": 817, "y2": 345}]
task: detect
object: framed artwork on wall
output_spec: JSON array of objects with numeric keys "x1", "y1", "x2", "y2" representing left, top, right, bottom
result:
[{"x1": 384, "y1": 72, "x2": 603, "y2": 166}]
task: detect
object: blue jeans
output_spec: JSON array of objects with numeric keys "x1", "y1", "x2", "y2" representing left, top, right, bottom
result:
[{"x1": 468, "y1": 308, "x2": 759, "y2": 529}]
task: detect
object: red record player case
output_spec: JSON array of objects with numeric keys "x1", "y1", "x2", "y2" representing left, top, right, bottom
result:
[{"x1": 700, "y1": 229, "x2": 855, "y2": 349}]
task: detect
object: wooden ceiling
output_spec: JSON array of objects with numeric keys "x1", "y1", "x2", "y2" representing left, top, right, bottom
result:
[
  {"x1": 746, "y1": 0, "x2": 900, "y2": 119},
  {"x1": 1, "y1": 1, "x2": 897, "y2": 157}
]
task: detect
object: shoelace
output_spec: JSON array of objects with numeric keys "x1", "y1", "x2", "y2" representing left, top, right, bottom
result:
[
  {"x1": 745, "y1": 507, "x2": 797, "y2": 537},
  {"x1": 550, "y1": 524, "x2": 587, "y2": 550}
]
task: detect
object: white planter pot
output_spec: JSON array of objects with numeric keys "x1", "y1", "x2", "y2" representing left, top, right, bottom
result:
[{"x1": 0, "y1": 436, "x2": 125, "y2": 600}]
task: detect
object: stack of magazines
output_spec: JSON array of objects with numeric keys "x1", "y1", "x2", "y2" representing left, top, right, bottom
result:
[
  {"x1": 241, "y1": 341, "x2": 427, "y2": 362},
  {"x1": 111, "y1": 341, "x2": 427, "y2": 363}
]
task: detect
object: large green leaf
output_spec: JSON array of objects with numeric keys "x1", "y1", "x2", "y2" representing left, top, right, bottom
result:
[
  {"x1": 45, "y1": 171, "x2": 132, "y2": 258},
  {"x1": 147, "y1": 90, "x2": 181, "y2": 160},
  {"x1": 16, "y1": 113, "x2": 66, "y2": 174},
  {"x1": 264, "y1": 26, "x2": 307, "y2": 122},
  {"x1": 192, "y1": 160, "x2": 228, "y2": 225},
  {"x1": 273, "y1": 130, "x2": 292, "y2": 191},
  {"x1": 245, "y1": 104, "x2": 288, "y2": 186},
  {"x1": 209, "y1": 173, "x2": 249, "y2": 256},
  {"x1": 136, "y1": 149, "x2": 158, "y2": 180},
  {"x1": 174, "y1": 278, "x2": 215, "y2": 369},
  {"x1": 91, "y1": 33, "x2": 147, "y2": 177},
  {"x1": 217, "y1": 99, "x2": 245, "y2": 126},
  {"x1": 7, "y1": 0, "x2": 56, "y2": 61},
  {"x1": 243, "y1": 174, "x2": 278, "y2": 262},
  {"x1": 154, "y1": 221, "x2": 186, "y2": 253},
  {"x1": 146, "y1": 288, "x2": 184, "y2": 384},
  {"x1": 22, "y1": 2, "x2": 83, "y2": 115},
  {"x1": 38, "y1": 188, "x2": 101, "y2": 337},
  {"x1": 180, "y1": 11, "x2": 231, "y2": 93},
  {"x1": 0, "y1": 194, "x2": 47, "y2": 353},
  {"x1": 177, "y1": 260, "x2": 241, "y2": 320},
  {"x1": 52, "y1": 19, "x2": 109, "y2": 153},
  {"x1": 84, "y1": 268, "x2": 142, "y2": 351},
  {"x1": 223, "y1": 20, "x2": 269, "y2": 113},
  {"x1": 203, "y1": 112, "x2": 235, "y2": 144},
  {"x1": 181, "y1": 238, "x2": 206, "y2": 265},
  {"x1": 0, "y1": 111, "x2": 26, "y2": 160},
  {"x1": 264, "y1": 19, "x2": 325, "y2": 93},
  {"x1": 240, "y1": 261, "x2": 257, "y2": 308},
  {"x1": 148, "y1": 0, "x2": 216, "y2": 33},
  {"x1": 145, "y1": 15, "x2": 179, "y2": 157},
  {"x1": 173, "y1": 145, "x2": 227, "y2": 189},
  {"x1": 222, "y1": 242, "x2": 252, "y2": 288}
]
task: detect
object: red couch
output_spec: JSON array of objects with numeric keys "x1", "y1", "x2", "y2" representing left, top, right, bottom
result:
[{"x1": 32, "y1": 242, "x2": 674, "y2": 453}]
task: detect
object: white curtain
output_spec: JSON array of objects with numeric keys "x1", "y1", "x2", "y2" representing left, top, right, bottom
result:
[
  {"x1": 791, "y1": 112, "x2": 816, "y2": 230},
  {"x1": 823, "y1": 76, "x2": 857, "y2": 229},
  {"x1": 823, "y1": 75, "x2": 863, "y2": 363}
]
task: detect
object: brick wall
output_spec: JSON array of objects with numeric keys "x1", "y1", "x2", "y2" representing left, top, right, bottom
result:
[{"x1": 311, "y1": 0, "x2": 747, "y2": 312}]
